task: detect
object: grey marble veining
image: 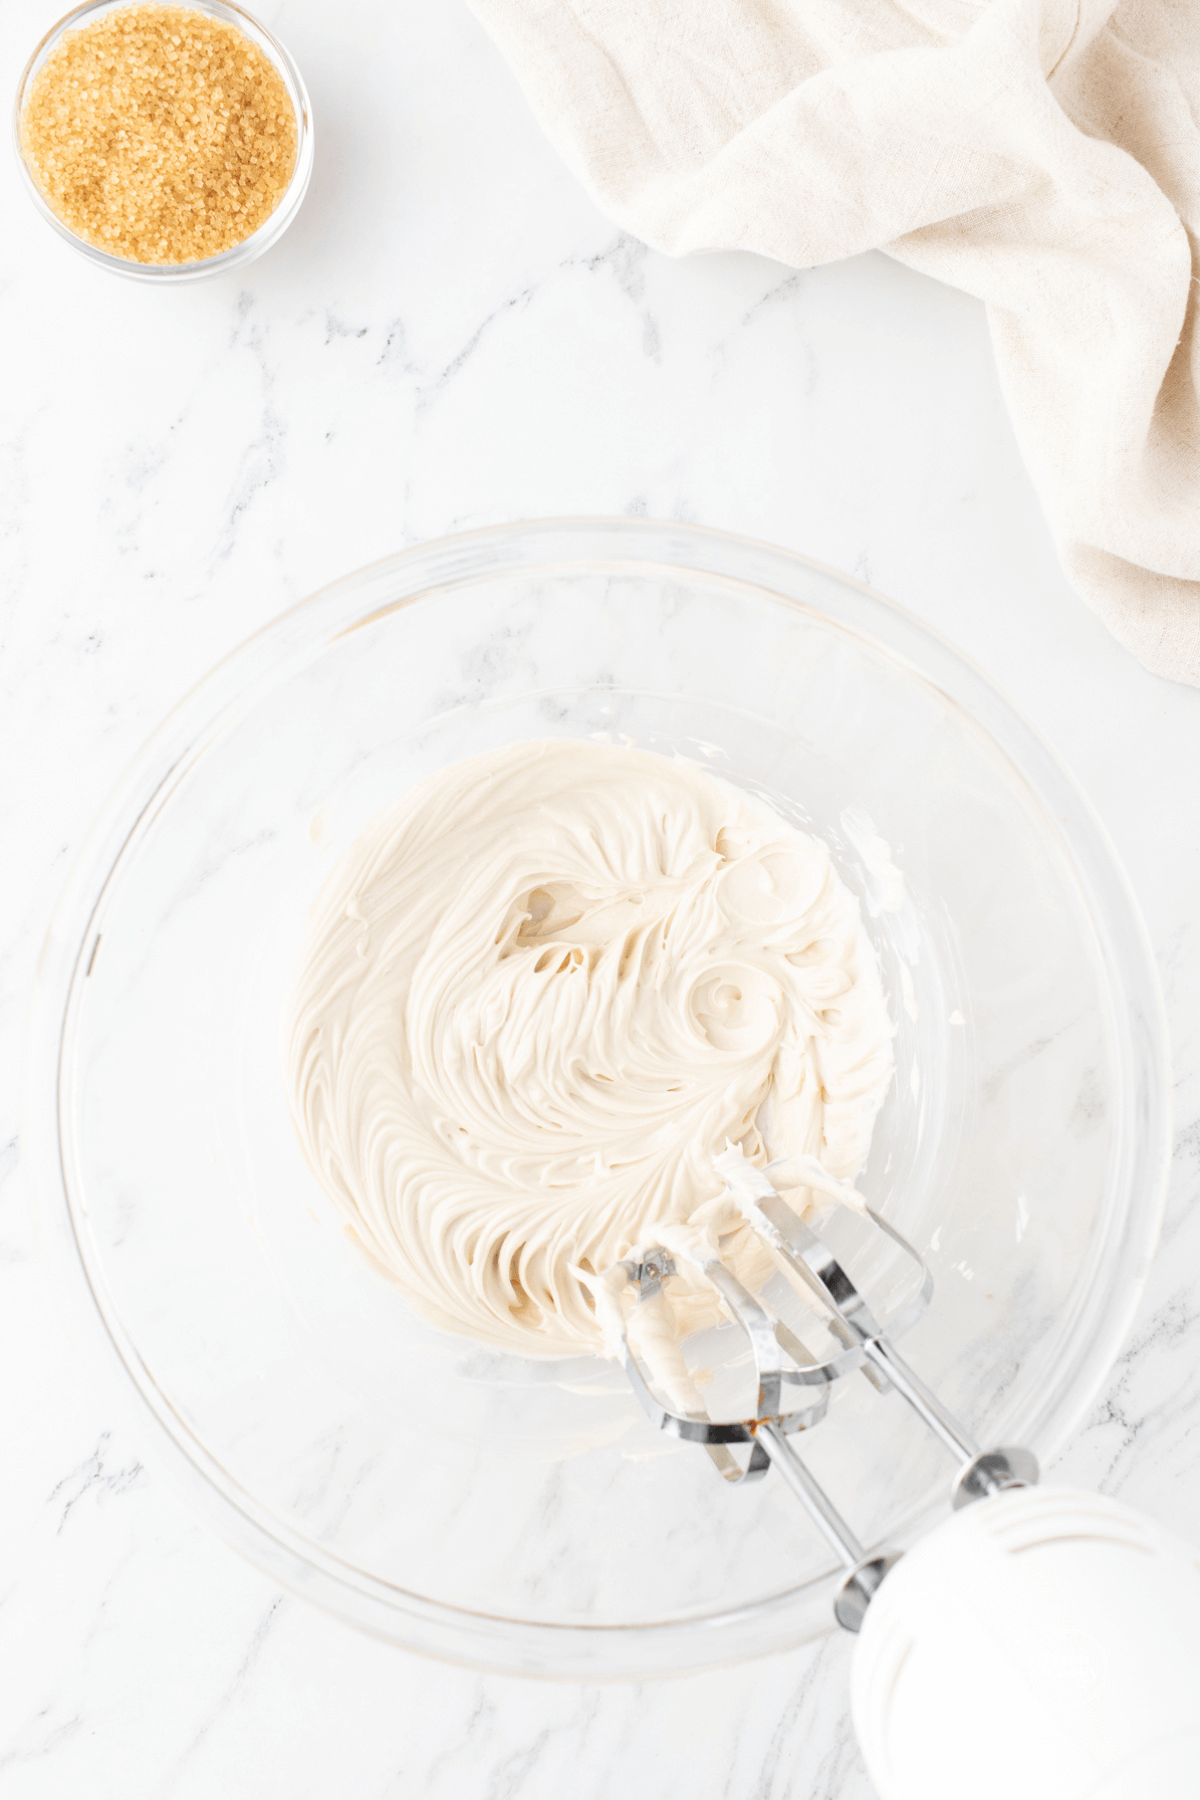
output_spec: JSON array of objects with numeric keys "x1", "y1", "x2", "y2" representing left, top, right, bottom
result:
[{"x1": 2, "y1": 0, "x2": 1199, "y2": 1793}]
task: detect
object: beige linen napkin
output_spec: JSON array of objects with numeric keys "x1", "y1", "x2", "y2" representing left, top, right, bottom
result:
[{"x1": 468, "y1": 0, "x2": 1200, "y2": 685}]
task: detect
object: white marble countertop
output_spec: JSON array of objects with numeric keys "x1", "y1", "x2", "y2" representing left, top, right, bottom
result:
[{"x1": 2, "y1": 0, "x2": 1198, "y2": 1794}]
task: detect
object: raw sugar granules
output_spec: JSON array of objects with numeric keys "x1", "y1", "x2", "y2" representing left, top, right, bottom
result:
[{"x1": 20, "y1": 4, "x2": 297, "y2": 265}]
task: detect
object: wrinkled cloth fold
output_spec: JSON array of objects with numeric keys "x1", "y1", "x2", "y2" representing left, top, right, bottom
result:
[{"x1": 468, "y1": 0, "x2": 1200, "y2": 684}]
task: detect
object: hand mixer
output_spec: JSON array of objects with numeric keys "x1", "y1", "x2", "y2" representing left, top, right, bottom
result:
[{"x1": 598, "y1": 1147, "x2": 1200, "y2": 1800}]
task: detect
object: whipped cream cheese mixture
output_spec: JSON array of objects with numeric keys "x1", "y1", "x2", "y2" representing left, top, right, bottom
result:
[{"x1": 286, "y1": 740, "x2": 894, "y2": 1359}]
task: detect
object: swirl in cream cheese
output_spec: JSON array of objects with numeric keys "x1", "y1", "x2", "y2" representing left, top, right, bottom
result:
[{"x1": 286, "y1": 740, "x2": 893, "y2": 1358}]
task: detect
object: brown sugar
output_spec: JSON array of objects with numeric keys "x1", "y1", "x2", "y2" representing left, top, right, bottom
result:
[{"x1": 20, "y1": 4, "x2": 298, "y2": 266}]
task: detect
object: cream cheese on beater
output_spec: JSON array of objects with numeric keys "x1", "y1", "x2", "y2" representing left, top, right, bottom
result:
[{"x1": 286, "y1": 739, "x2": 894, "y2": 1358}]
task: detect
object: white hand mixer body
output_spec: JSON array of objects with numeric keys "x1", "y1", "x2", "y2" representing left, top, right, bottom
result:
[
  {"x1": 601, "y1": 1150, "x2": 1200, "y2": 1800},
  {"x1": 853, "y1": 1483, "x2": 1200, "y2": 1800}
]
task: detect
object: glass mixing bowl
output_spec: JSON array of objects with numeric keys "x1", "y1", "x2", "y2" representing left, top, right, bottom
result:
[{"x1": 27, "y1": 520, "x2": 1169, "y2": 1677}]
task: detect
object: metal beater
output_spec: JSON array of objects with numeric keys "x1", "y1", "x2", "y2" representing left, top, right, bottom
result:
[{"x1": 600, "y1": 1146, "x2": 1037, "y2": 1631}]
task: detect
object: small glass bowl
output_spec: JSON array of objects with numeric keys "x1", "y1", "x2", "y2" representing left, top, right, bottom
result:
[{"x1": 13, "y1": 0, "x2": 313, "y2": 282}]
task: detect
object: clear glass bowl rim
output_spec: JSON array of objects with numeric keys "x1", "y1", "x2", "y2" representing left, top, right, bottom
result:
[
  {"x1": 25, "y1": 518, "x2": 1172, "y2": 1678},
  {"x1": 12, "y1": 0, "x2": 313, "y2": 283}
]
